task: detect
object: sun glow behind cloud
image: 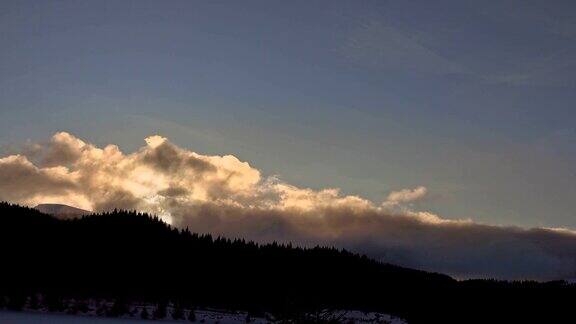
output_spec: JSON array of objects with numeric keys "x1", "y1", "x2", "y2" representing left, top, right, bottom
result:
[
  {"x1": 2, "y1": 132, "x2": 443, "y2": 224},
  {"x1": 2, "y1": 132, "x2": 576, "y2": 280}
]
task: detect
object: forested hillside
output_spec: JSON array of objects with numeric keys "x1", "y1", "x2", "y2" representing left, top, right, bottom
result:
[{"x1": 0, "y1": 202, "x2": 573, "y2": 323}]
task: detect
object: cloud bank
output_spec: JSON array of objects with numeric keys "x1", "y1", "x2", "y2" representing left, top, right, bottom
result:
[{"x1": 1, "y1": 132, "x2": 576, "y2": 280}]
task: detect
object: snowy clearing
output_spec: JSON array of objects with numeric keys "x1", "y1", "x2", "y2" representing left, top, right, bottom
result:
[{"x1": 0, "y1": 309, "x2": 407, "y2": 323}]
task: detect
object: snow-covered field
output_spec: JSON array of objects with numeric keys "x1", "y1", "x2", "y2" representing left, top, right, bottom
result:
[
  {"x1": 0, "y1": 309, "x2": 407, "y2": 323},
  {"x1": 1, "y1": 297, "x2": 407, "y2": 324},
  {"x1": 0, "y1": 308, "x2": 269, "y2": 324},
  {"x1": 0, "y1": 311, "x2": 141, "y2": 323},
  {"x1": 330, "y1": 310, "x2": 406, "y2": 324},
  {"x1": 0, "y1": 310, "x2": 260, "y2": 323}
]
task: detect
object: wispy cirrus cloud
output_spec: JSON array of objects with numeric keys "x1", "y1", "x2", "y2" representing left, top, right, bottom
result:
[{"x1": 339, "y1": 19, "x2": 463, "y2": 76}]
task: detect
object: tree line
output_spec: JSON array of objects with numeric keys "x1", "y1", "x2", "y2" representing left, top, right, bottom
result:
[{"x1": 0, "y1": 202, "x2": 574, "y2": 323}]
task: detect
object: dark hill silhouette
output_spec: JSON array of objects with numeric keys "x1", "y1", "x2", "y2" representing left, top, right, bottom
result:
[{"x1": 0, "y1": 202, "x2": 573, "y2": 323}]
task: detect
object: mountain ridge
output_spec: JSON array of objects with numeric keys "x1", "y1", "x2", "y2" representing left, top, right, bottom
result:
[{"x1": 34, "y1": 203, "x2": 91, "y2": 218}]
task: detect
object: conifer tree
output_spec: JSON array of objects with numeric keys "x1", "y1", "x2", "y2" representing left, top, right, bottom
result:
[
  {"x1": 153, "y1": 301, "x2": 167, "y2": 319},
  {"x1": 188, "y1": 308, "x2": 197, "y2": 322},
  {"x1": 46, "y1": 295, "x2": 65, "y2": 313},
  {"x1": 141, "y1": 307, "x2": 149, "y2": 319},
  {"x1": 76, "y1": 299, "x2": 89, "y2": 313},
  {"x1": 6, "y1": 295, "x2": 25, "y2": 311},
  {"x1": 108, "y1": 298, "x2": 128, "y2": 317},
  {"x1": 28, "y1": 294, "x2": 39, "y2": 310},
  {"x1": 172, "y1": 302, "x2": 185, "y2": 320}
]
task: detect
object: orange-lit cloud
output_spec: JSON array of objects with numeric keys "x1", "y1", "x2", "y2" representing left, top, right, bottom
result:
[{"x1": 1, "y1": 132, "x2": 576, "y2": 280}]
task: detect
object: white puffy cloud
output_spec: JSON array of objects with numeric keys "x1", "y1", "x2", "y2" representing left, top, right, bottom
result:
[
  {"x1": 383, "y1": 186, "x2": 428, "y2": 207},
  {"x1": 2, "y1": 132, "x2": 576, "y2": 280}
]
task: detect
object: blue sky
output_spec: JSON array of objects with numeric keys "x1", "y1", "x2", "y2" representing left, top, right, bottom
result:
[{"x1": 1, "y1": 0, "x2": 576, "y2": 228}]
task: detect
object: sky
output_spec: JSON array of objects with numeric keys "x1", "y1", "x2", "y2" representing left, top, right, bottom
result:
[{"x1": 1, "y1": 1, "x2": 576, "y2": 278}]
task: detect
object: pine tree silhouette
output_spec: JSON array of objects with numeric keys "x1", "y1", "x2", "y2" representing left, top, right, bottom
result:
[
  {"x1": 153, "y1": 301, "x2": 167, "y2": 319},
  {"x1": 76, "y1": 299, "x2": 89, "y2": 313},
  {"x1": 172, "y1": 302, "x2": 185, "y2": 320},
  {"x1": 6, "y1": 295, "x2": 25, "y2": 311},
  {"x1": 28, "y1": 294, "x2": 39, "y2": 310},
  {"x1": 45, "y1": 295, "x2": 65, "y2": 313},
  {"x1": 96, "y1": 302, "x2": 108, "y2": 316},
  {"x1": 108, "y1": 298, "x2": 128, "y2": 317},
  {"x1": 188, "y1": 309, "x2": 197, "y2": 322},
  {"x1": 140, "y1": 307, "x2": 150, "y2": 319}
]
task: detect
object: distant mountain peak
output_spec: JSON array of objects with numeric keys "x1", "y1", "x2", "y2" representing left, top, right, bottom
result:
[{"x1": 34, "y1": 203, "x2": 91, "y2": 218}]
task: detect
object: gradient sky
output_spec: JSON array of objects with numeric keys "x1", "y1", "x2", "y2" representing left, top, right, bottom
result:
[{"x1": 1, "y1": 0, "x2": 576, "y2": 229}]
